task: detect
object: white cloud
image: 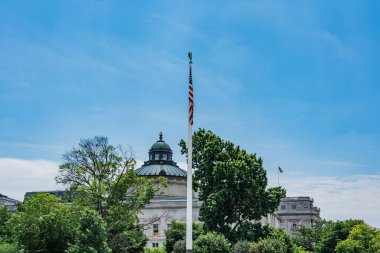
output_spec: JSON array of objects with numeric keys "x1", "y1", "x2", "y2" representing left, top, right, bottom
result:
[
  {"x1": 0, "y1": 158, "x2": 62, "y2": 201},
  {"x1": 272, "y1": 173, "x2": 380, "y2": 228}
]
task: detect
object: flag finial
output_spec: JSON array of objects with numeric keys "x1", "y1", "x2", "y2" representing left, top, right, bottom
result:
[
  {"x1": 159, "y1": 131, "x2": 163, "y2": 141},
  {"x1": 188, "y1": 52, "x2": 192, "y2": 64}
]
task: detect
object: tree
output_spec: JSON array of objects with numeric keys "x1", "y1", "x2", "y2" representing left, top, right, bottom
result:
[
  {"x1": 0, "y1": 243, "x2": 17, "y2": 253},
  {"x1": 179, "y1": 129, "x2": 286, "y2": 241},
  {"x1": 315, "y1": 219, "x2": 363, "y2": 253},
  {"x1": 249, "y1": 237, "x2": 287, "y2": 253},
  {"x1": 292, "y1": 220, "x2": 327, "y2": 252},
  {"x1": 335, "y1": 223, "x2": 380, "y2": 253},
  {"x1": 0, "y1": 208, "x2": 11, "y2": 241},
  {"x1": 7, "y1": 193, "x2": 76, "y2": 253},
  {"x1": 193, "y1": 232, "x2": 231, "y2": 253},
  {"x1": 164, "y1": 221, "x2": 203, "y2": 253},
  {"x1": 67, "y1": 208, "x2": 111, "y2": 253},
  {"x1": 56, "y1": 136, "x2": 163, "y2": 252}
]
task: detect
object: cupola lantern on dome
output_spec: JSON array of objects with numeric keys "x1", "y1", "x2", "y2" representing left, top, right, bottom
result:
[{"x1": 135, "y1": 132, "x2": 187, "y2": 178}]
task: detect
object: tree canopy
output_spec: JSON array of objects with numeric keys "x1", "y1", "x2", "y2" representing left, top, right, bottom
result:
[
  {"x1": 179, "y1": 129, "x2": 286, "y2": 241},
  {"x1": 56, "y1": 136, "x2": 164, "y2": 252}
]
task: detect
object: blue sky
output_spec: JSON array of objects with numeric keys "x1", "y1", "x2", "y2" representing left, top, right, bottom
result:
[{"x1": 1, "y1": 1, "x2": 380, "y2": 226}]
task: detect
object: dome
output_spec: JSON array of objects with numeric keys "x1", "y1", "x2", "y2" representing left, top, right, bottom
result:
[
  {"x1": 150, "y1": 141, "x2": 171, "y2": 151},
  {"x1": 135, "y1": 132, "x2": 187, "y2": 178},
  {"x1": 135, "y1": 164, "x2": 187, "y2": 178}
]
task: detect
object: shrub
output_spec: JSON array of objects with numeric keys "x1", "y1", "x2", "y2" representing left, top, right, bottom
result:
[
  {"x1": 144, "y1": 248, "x2": 167, "y2": 253},
  {"x1": 193, "y1": 232, "x2": 230, "y2": 253},
  {"x1": 231, "y1": 241, "x2": 250, "y2": 253},
  {"x1": 164, "y1": 221, "x2": 203, "y2": 253},
  {"x1": 250, "y1": 237, "x2": 287, "y2": 253},
  {"x1": 172, "y1": 240, "x2": 185, "y2": 253}
]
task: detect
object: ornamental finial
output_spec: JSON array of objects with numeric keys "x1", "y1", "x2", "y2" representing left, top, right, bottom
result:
[
  {"x1": 159, "y1": 131, "x2": 163, "y2": 141},
  {"x1": 188, "y1": 52, "x2": 192, "y2": 64}
]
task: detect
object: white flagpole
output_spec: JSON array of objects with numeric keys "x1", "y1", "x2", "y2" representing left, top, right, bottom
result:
[{"x1": 186, "y1": 52, "x2": 193, "y2": 253}]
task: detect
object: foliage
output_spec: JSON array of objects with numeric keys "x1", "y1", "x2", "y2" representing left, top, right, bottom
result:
[
  {"x1": 231, "y1": 241, "x2": 250, "y2": 253},
  {"x1": 179, "y1": 129, "x2": 286, "y2": 241},
  {"x1": 109, "y1": 224, "x2": 148, "y2": 253},
  {"x1": 7, "y1": 193, "x2": 76, "y2": 253},
  {"x1": 193, "y1": 232, "x2": 231, "y2": 253},
  {"x1": 0, "y1": 243, "x2": 17, "y2": 253},
  {"x1": 67, "y1": 208, "x2": 111, "y2": 253},
  {"x1": 292, "y1": 245, "x2": 308, "y2": 253},
  {"x1": 164, "y1": 221, "x2": 203, "y2": 253},
  {"x1": 315, "y1": 219, "x2": 363, "y2": 253},
  {"x1": 268, "y1": 228, "x2": 293, "y2": 253},
  {"x1": 249, "y1": 236, "x2": 288, "y2": 253},
  {"x1": 144, "y1": 248, "x2": 166, "y2": 253},
  {"x1": 234, "y1": 222, "x2": 273, "y2": 243},
  {"x1": 292, "y1": 220, "x2": 327, "y2": 252},
  {"x1": 172, "y1": 240, "x2": 185, "y2": 253},
  {"x1": 335, "y1": 223, "x2": 380, "y2": 253},
  {"x1": 0, "y1": 208, "x2": 11, "y2": 240},
  {"x1": 56, "y1": 136, "x2": 163, "y2": 252}
]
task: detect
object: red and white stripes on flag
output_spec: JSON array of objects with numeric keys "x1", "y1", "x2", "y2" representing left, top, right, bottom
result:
[{"x1": 188, "y1": 63, "x2": 194, "y2": 125}]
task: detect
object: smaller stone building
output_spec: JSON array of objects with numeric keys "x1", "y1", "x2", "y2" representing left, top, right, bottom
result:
[
  {"x1": 0, "y1": 193, "x2": 19, "y2": 212},
  {"x1": 277, "y1": 196, "x2": 321, "y2": 234}
]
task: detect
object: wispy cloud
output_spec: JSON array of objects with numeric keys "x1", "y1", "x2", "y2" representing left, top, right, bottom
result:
[{"x1": 0, "y1": 157, "x2": 61, "y2": 201}]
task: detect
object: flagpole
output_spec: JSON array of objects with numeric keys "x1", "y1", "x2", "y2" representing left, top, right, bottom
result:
[{"x1": 186, "y1": 52, "x2": 193, "y2": 253}]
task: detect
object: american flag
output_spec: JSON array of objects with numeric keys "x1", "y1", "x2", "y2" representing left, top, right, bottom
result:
[{"x1": 189, "y1": 62, "x2": 194, "y2": 125}]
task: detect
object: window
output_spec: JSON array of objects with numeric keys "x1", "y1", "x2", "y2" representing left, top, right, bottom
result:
[
  {"x1": 292, "y1": 204, "x2": 297, "y2": 210},
  {"x1": 162, "y1": 154, "x2": 167, "y2": 160},
  {"x1": 281, "y1": 205, "x2": 286, "y2": 210},
  {"x1": 155, "y1": 154, "x2": 159, "y2": 160},
  {"x1": 153, "y1": 224, "x2": 159, "y2": 236},
  {"x1": 304, "y1": 204, "x2": 309, "y2": 209},
  {"x1": 152, "y1": 243, "x2": 159, "y2": 248}
]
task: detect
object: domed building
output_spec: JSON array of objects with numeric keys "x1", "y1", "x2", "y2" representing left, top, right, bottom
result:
[{"x1": 136, "y1": 132, "x2": 201, "y2": 249}]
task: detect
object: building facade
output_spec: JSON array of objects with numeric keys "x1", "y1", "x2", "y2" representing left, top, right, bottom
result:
[
  {"x1": 277, "y1": 196, "x2": 321, "y2": 235},
  {"x1": 0, "y1": 193, "x2": 19, "y2": 212}
]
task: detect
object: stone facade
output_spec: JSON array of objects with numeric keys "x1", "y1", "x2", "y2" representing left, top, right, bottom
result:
[
  {"x1": 277, "y1": 196, "x2": 321, "y2": 234},
  {"x1": 0, "y1": 193, "x2": 19, "y2": 212}
]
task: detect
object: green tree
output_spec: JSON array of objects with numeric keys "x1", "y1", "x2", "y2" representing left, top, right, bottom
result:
[
  {"x1": 67, "y1": 208, "x2": 111, "y2": 253},
  {"x1": 0, "y1": 208, "x2": 11, "y2": 241},
  {"x1": 193, "y1": 232, "x2": 231, "y2": 253},
  {"x1": 249, "y1": 237, "x2": 287, "y2": 253},
  {"x1": 164, "y1": 221, "x2": 203, "y2": 253},
  {"x1": 56, "y1": 136, "x2": 163, "y2": 252},
  {"x1": 179, "y1": 129, "x2": 286, "y2": 241},
  {"x1": 0, "y1": 243, "x2": 17, "y2": 253},
  {"x1": 335, "y1": 223, "x2": 380, "y2": 253},
  {"x1": 292, "y1": 220, "x2": 327, "y2": 252},
  {"x1": 144, "y1": 248, "x2": 166, "y2": 253},
  {"x1": 8, "y1": 193, "x2": 76, "y2": 253},
  {"x1": 315, "y1": 219, "x2": 363, "y2": 253}
]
